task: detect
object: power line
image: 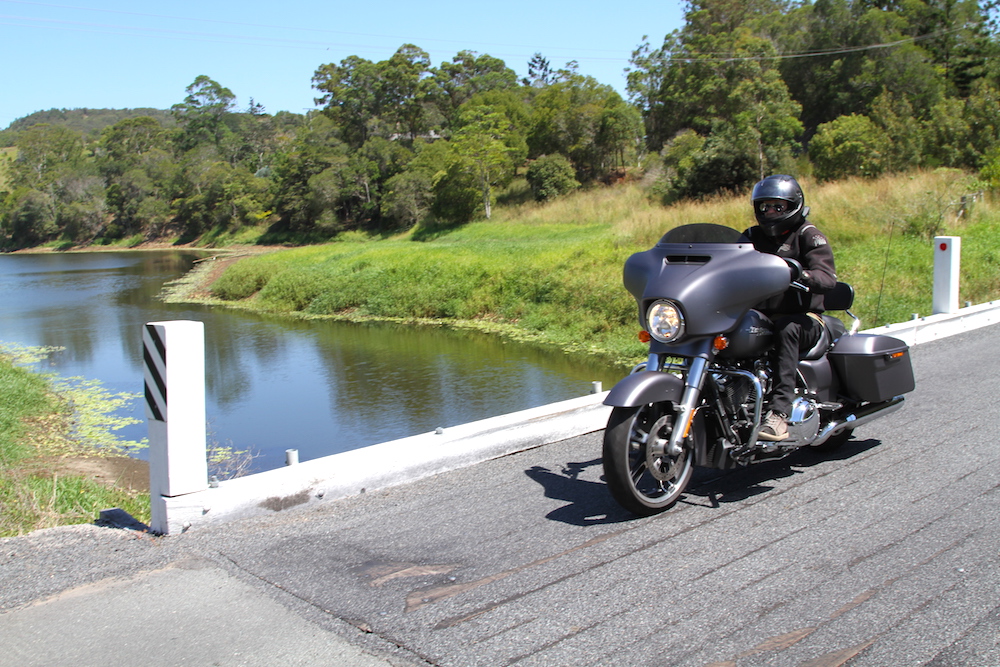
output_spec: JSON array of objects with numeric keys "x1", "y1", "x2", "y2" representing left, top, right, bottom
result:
[
  {"x1": 0, "y1": 0, "x2": 629, "y2": 57},
  {"x1": 645, "y1": 23, "x2": 976, "y2": 64}
]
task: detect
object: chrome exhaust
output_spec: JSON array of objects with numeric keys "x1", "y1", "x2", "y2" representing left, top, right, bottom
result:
[{"x1": 811, "y1": 395, "x2": 906, "y2": 447}]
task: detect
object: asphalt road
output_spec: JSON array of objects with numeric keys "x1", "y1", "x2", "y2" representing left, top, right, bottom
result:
[{"x1": 2, "y1": 325, "x2": 999, "y2": 667}]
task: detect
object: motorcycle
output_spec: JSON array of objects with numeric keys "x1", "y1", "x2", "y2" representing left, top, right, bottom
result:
[{"x1": 602, "y1": 223, "x2": 915, "y2": 516}]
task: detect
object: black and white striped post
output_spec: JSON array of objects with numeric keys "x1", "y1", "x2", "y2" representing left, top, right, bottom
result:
[{"x1": 143, "y1": 320, "x2": 208, "y2": 534}]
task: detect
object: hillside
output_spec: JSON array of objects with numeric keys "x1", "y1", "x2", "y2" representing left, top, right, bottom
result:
[{"x1": 0, "y1": 107, "x2": 175, "y2": 145}]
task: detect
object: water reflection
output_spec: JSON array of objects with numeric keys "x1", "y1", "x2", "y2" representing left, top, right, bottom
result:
[{"x1": 0, "y1": 251, "x2": 621, "y2": 472}]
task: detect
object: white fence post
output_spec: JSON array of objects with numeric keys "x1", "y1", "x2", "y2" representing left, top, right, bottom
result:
[
  {"x1": 143, "y1": 320, "x2": 208, "y2": 534},
  {"x1": 933, "y1": 236, "x2": 961, "y2": 315}
]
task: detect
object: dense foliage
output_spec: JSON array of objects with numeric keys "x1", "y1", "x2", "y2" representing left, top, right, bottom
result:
[
  {"x1": 631, "y1": 0, "x2": 1000, "y2": 198},
  {"x1": 2, "y1": 0, "x2": 1000, "y2": 250}
]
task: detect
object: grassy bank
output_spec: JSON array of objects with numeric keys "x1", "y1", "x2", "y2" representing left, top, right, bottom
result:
[
  {"x1": 196, "y1": 170, "x2": 1000, "y2": 369},
  {"x1": 0, "y1": 346, "x2": 150, "y2": 537}
]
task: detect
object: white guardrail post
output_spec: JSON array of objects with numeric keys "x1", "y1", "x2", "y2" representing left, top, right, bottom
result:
[
  {"x1": 143, "y1": 320, "x2": 208, "y2": 535},
  {"x1": 933, "y1": 236, "x2": 961, "y2": 315}
]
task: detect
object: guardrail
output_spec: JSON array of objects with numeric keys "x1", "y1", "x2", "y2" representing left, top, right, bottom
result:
[{"x1": 142, "y1": 235, "x2": 1000, "y2": 534}]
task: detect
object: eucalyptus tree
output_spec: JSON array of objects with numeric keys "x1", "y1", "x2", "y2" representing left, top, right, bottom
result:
[
  {"x1": 0, "y1": 123, "x2": 99, "y2": 247},
  {"x1": 528, "y1": 65, "x2": 635, "y2": 180},
  {"x1": 429, "y1": 50, "x2": 520, "y2": 129},
  {"x1": 171, "y1": 75, "x2": 237, "y2": 151},
  {"x1": 272, "y1": 114, "x2": 349, "y2": 232},
  {"x1": 628, "y1": 2, "x2": 802, "y2": 197},
  {"x1": 7, "y1": 123, "x2": 86, "y2": 190},
  {"x1": 312, "y1": 44, "x2": 435, "y2": 148},
  {"x1": 97, "y1": 116, "x2": 173, "y2": 237},
  {"x1": 450, "y1": 103, "x2": 525, "y2": 219}
]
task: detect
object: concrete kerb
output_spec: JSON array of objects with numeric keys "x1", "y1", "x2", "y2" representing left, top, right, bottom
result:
[{"x1": 154, "y1": 299, "x2": 1000, "y2": 535}]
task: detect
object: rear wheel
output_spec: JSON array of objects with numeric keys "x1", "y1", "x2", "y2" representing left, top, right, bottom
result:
[{"x1": 602, "y1": 403, "x2": 694, "y2": 516}]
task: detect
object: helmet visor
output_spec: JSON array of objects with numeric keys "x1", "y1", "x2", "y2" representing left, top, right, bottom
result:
[{"x1": 757, "y1": 201, "x2": 789, "y2": 214}]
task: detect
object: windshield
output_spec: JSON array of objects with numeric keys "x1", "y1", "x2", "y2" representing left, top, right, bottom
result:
[{"x1": 659, "y1": 223, "x2": 745, "y2": 244}]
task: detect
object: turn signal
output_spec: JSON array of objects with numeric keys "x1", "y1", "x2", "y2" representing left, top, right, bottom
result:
[
  {"x1": 713, "y1": 335, "x2": 729, "y2": 351},
  {"x1": 638, "y1": 331, "x2": 651, "y2": 343}
]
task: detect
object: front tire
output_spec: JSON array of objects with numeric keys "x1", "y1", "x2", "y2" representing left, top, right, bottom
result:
[{"x1": 602, "y1": 403, "x2": 694, "y2": 516}]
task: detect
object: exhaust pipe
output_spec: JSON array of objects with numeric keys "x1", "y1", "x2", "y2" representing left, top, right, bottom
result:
[{"x1": 811, "y1": 395, "x2": 906, "y2": 447}]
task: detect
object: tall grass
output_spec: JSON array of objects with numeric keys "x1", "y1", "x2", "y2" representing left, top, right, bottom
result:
[{"x1": 207, "y1": 170, "x2": 1000, "y2": 367}]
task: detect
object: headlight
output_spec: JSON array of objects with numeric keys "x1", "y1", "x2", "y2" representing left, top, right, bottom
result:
[{"x1": 646, "y1": 300, "x2": 685, "y2": 343}]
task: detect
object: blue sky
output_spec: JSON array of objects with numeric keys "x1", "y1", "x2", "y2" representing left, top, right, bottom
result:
[{"x1": 0, "y1": 0, "x2": 686, "y2": 129}]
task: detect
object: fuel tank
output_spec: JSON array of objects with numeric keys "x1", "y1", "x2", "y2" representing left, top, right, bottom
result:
[{"x1": 716, "y1": 309, "x2": 774, "y2": 359}]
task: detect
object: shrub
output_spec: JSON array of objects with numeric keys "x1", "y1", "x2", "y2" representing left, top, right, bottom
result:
[
  {"x1": 526, "y1": 154, "x2": 580, "y2": 202},
  {"x1": 810, "y1": 115, "x2": 890, "y2": 181}
]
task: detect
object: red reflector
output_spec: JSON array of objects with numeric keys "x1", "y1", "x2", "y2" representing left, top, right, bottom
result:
[{"x1": 714, "y1": 336, "x2": 729, "y2": 350}]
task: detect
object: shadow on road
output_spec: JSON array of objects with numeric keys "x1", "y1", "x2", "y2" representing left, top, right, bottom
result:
[
  {"x1": 524, "y1": 459, "x2": 636, "y2": 526},
  {"x1": 525, "y1": 438, "x2": 882, "y2": 524},
  {"x1": 682, "y1": 437, "x2": 883, "y2": 508}
]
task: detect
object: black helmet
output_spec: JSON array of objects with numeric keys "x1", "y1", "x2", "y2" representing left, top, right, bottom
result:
[{"x1": 751, "y1": 174, "x2": 807, "y2": 237}]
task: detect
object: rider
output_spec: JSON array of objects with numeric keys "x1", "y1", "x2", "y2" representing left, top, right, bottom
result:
[{"x1": 742, "y1": 175, "x2": 837, "y2": 441}]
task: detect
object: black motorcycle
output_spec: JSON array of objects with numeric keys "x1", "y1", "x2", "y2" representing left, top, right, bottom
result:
[{"x1": 602, "y1": 223, "x2": 915, "y2": 516}]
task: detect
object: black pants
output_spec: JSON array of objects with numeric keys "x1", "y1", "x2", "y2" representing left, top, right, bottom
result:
[{"x1": 769, "y1": 313, "x2": 823, "y2": 416}]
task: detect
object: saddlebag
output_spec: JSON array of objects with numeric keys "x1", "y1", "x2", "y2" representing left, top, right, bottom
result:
[{"x1": 828, "y1": 334, "x2": 915, "y2": 403}]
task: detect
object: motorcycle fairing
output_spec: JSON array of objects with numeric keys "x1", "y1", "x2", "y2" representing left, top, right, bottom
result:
[{"x1": 623, "y1": 240, "x2": 791, "y2": 336}]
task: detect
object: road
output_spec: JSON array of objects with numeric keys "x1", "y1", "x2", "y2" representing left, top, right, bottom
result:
[{"x1": 1, "y1": 325, "x2": 999, "y2": 666}]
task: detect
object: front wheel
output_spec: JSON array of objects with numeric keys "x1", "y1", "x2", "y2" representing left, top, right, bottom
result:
[{"x1": 602, "y1": 403, "x2": 694, "y2": 516}]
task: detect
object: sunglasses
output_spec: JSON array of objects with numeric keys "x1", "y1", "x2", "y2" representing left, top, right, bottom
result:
[{"x1": 757, "y1": 202, "x2": 787, "y2": 213}]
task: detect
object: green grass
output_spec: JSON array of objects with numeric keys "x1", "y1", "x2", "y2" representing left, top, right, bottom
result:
[
  {"x1": 204, "y1": 169, "x2": 1000, "y2": 370},
  {"x1": 0, "y1": 347, "x2": 150, "y2": 537}
]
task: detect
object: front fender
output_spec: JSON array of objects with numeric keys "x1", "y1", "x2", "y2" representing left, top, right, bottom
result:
[{"x1": 604, "y1": 371, "x2": 684, "y2": 407}]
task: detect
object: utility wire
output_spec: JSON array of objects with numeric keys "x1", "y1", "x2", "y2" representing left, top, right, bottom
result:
[
  {"x1": 637, "y1": 24, "x2": 976, "y2": 63},
  {"x1": 0, "y1": 0, "x2": 626, "y2": 56}
]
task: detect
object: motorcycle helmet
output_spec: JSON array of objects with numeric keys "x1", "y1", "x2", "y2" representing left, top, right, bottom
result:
[{"x1": 751, "y1": 174, "x2": 807, "y2": 237}]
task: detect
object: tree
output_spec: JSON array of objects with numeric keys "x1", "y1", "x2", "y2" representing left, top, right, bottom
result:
[
  {"x1": 272, "y1": 115, "x2": 348, "y2": 232},
  {"x1": 9, "y1": 124, "x2": 85, "y2": 190},
  {"x1": 529, "y1": 68, "x2": 631, "y2": 180},
  {"x1": 380, "y1": 45, "x2": 434, "y2": 141},
  {"x1": 774, "y1": 0, "x2": 947, "y2": 138},
  {"x1": 628, "y1": 22, "x2": 802, "y2": 195},
  {"x1": 313, "y1": 45, "x2": 436, "y2": 148},
  {"x1": 429, "y1": 50, "x2": 520, "y2": 129},
  {"x1": 171, "y1": 75, "x2": 237, "y2": 150},
  {"x1": 98, "y1": 116, "x2": 167, "y2": 172},
  {"x1": 451, "y1": 104, "x2": 521, "y2": 219},
  {"x1": 809, "y1": 114, "x2": 891, "y2": 180},
  {"x1": 595, "y1": 101, "x2": 644, "y2": 172},
  {"x1": 1, "y1": 188, "x2": 57, "y2": 249},
  {"x1": 524, "y1": 53, "x2": 555, "y2": 87}
]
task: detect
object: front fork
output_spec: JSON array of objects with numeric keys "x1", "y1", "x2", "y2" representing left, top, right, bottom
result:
[{"x1": 646, "y1": 354, "x2": 709, "y2": 459}]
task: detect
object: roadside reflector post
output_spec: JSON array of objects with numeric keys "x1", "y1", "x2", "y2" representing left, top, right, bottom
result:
[
  {"x1": 933, "y1": 236, "x2": 961, "y2": 315},
  {"x1": 144, "y1": 320, "x2": 208, "y2": 535}
]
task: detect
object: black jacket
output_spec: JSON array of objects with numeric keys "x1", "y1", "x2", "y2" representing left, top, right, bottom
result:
[{"x1": 742, "y1": 220, "x2": 837, "y2": 315}]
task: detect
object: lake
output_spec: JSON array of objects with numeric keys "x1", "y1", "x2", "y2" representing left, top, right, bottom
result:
[{"x1": 0, "y1": 250, "x2": 621, "y2": 472}]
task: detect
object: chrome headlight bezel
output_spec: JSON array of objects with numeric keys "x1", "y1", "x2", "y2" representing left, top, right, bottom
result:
[{"x1": 646, "y1": 299, "x2": 685, "y2": 343}]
